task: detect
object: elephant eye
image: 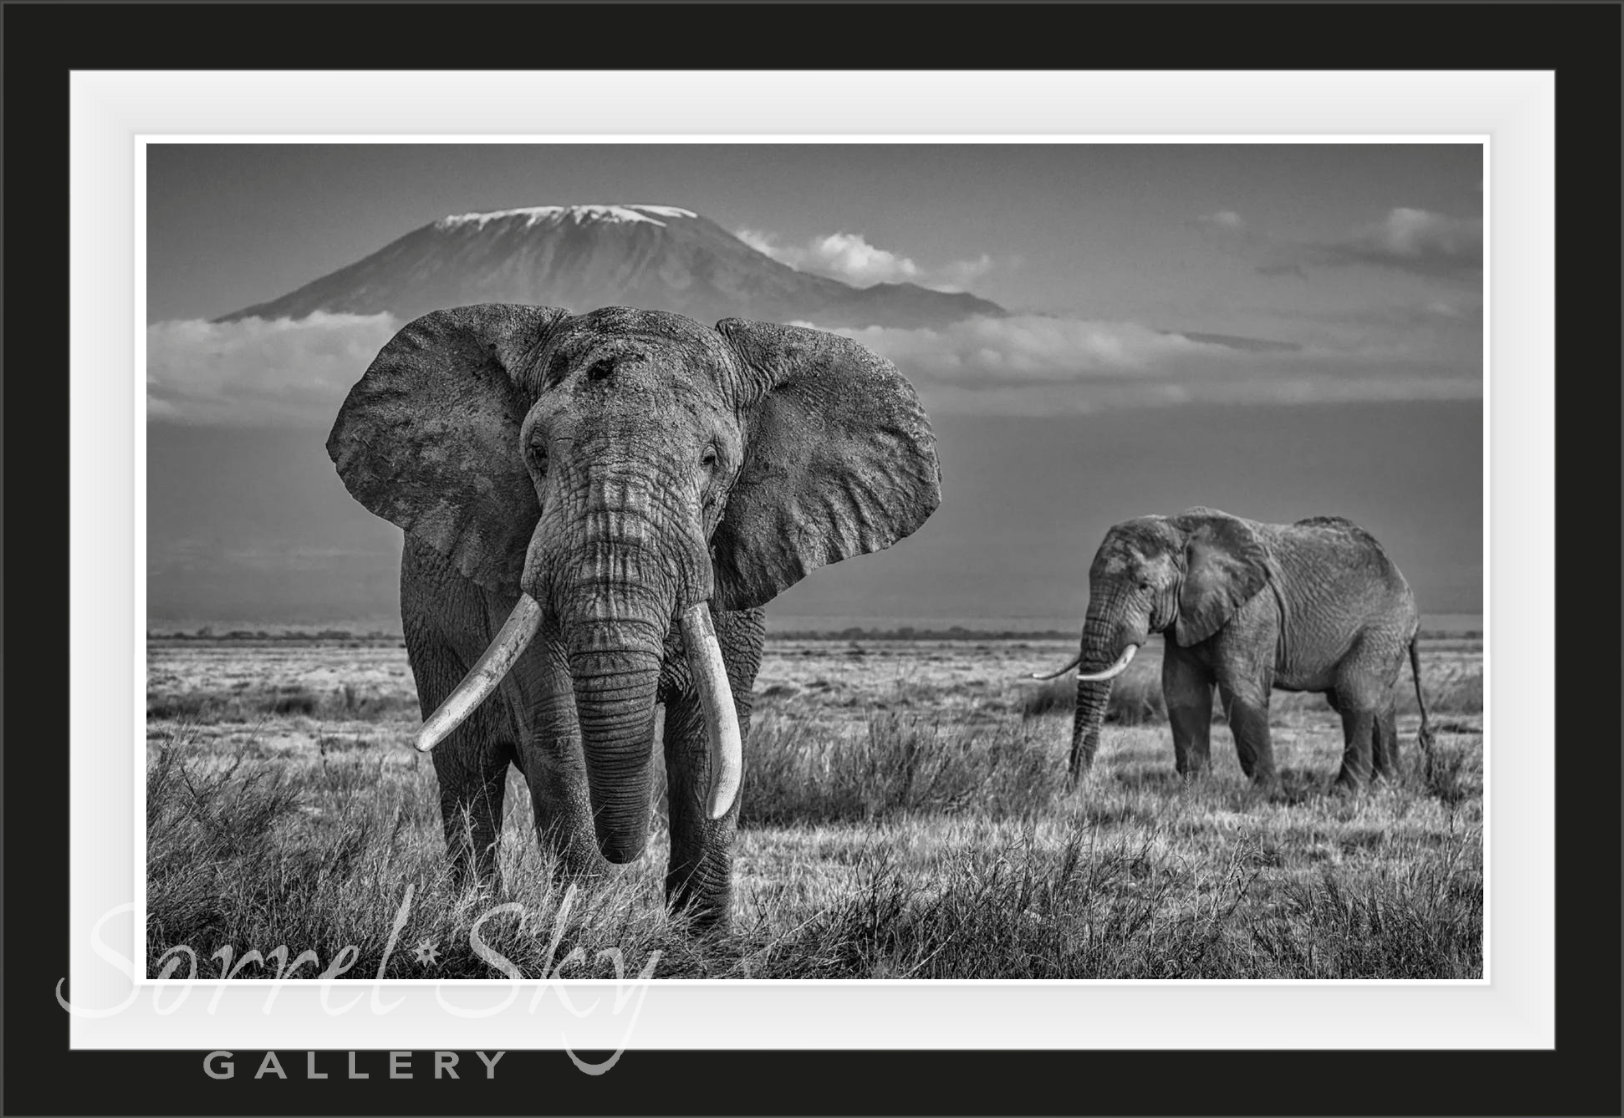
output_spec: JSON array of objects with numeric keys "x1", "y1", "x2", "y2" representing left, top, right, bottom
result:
[
  {"x1": 544, "y1": 350, "x2": 573, "y2": 388},
  {"x1": 530, "y1": 441, "x2": 548, "y2": 472},
  {"x1": 700, "y1": 446, "x2": 719, "y2": 469}
]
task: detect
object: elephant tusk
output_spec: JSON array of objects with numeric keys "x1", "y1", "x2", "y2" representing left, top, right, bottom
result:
[
  {"x1": 414, "y1": 594, "x2": 544, "y2": 752},
  {"x1": 1075, "y1": 643, "x2": 1140, "y2": 682},
  {"x1": 1029, "y1": 652, "x2": 1084, "y2": 681},
  {"x1": 680, "y1": 602, "x2": 743, "y2": 820}
]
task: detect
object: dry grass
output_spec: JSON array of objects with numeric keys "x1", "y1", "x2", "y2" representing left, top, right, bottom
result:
[
  {"x1": 145, "y1": 634, "x2": 1483, "y2": 979},
  {"x1": 1018, "y1": 639, "x2": 1481, "y2": 723}
]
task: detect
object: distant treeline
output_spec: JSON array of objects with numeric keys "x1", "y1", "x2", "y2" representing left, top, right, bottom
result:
[
  {"x1": 772, "y1": 627, "x2": 1077, "y2": 641},
  {"x1": 147, "y1": 626, "x2": 1075, "y2": 642},
  {"x1": 148, "y1": 628, "x2": 403, "y2": 642},
  {"x1": 147, "y1": 625, "x2": 1480, "y2": 643},
  {"x1": 778, "y1": 628, "x2": 1474, "y2": 641}
]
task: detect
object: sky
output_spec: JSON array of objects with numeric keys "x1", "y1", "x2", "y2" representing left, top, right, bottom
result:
[{"x1": 145, "y1": 143, "x2": 1483, "y2": 628}]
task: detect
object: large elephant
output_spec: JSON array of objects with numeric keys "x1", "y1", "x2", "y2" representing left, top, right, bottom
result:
[
  {"x1": 327, "y1": 305, "x2": 940, "y2": 926},
  {"x1": 1034, "y1": 507, "x2": 1434, "y2": 790}
]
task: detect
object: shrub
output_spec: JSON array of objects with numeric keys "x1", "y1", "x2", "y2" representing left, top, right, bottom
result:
[
  {"x1": 145, "y1": 684, "x2": 418, "y2": 724},
  {"x1": 741, "y1": 713, "x2": 1065, "y2": 827}
]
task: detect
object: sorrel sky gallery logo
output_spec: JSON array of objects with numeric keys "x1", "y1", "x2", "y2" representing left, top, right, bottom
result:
[{"x1": 56, "y1": 884, "x2": 659, "y2": 1075}]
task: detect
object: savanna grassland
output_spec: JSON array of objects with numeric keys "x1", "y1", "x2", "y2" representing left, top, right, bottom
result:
[{"x1": 145, "y1": 632, "x2": 1483, "y2": 980}]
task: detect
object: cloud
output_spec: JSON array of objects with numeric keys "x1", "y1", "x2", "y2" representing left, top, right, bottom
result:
[
  {"x1": 1332, "y1": 208, "x2": 1482, "y2": 271},
  {"x1": 1259, "y1": 207, "x2": 1483, "y2": 280},
  {"x1": 1198, "y1": 210, "x2": 1246, "y2": 231},
  {"x1": 145, "y1": 305, "x2": 1480, "y2": 428},
  {"x1": 916, "y1": 374, "x2": 1484, "y2": 417},
  {"x1": 815, "y1": 315, "x2": 1214, "y2": 385},
  {"x1": 734, "y1": 227, "x2": 784, "y2": 258},
  {"x1": 1168, "y1": 330, "x2": 1301, "y2": 355},
  {"x1": 147, "y1": 312, "x2": 400, "y2": 425},
  {"x1": 737, "y1": 228, "x2": 995, "y2": 292},
  {"x1": 1193, "y1": 210, "x2": 1266, "y2": 248},
  {"x1": 1292, "y1": 296, "x2": 1483, "y2": 338},
  {"x1": 809, "y1": 313, "x2": 1481, "y2": 414}
]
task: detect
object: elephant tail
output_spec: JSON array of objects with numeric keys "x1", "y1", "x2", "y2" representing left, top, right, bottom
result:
[{"x1": 1409, "y1": 636, "x2": 1436, "y2": 779}]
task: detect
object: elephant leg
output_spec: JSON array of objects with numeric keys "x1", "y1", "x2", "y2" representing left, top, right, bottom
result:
[
  {"x1": 661, "y1": 609, "x2": 763, "y2": 930},
  {"x1": 433, "y1": 746, "x2": 511, "y2": 891},
  {"x1": 1331, "y1": 647, "x2": 1393, "y2": 790},
  {"x1": 660, "y1": 696, "x2": 739, "y2": 926},
  {"x1": 1370, "y1": 702, "x2": 1401, "y2": 781},
  {"x1": 1162, "y1": 649, "x2": 1214, "y2": 777},
  {"x1": 1216, "y1": 679, "x2": 1276, "y2": 785},
  {"x1": 407, "y1": 637, "x2": 514, "y2": 891},
  {"x1": 1338, "y1": 695, "x2": 1377, "y2": 789}
]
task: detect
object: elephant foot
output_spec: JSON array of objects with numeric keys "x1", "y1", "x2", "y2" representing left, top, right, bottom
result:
[
  {"x1": 665, "y1": 856, "x2": 734, "y2": 934},
  {"x1": 447, "y1": 850, "x2": 505, "y2": 897},
  {"x1": 1246, "y1": 771, "x2": 1279, "y2": 794},
  {"x1": 687, "y1": 909, "x2": 733, "y2": 938},
  {"x1": 536, "y1": 825, "x2": 613, "y2": 882},
  {"x1": 668, "y1": 887, "x2": 732, "y2": 935},
  {"x1": 1329, "y1": 771, "x2": 1368, "y2": 796}
]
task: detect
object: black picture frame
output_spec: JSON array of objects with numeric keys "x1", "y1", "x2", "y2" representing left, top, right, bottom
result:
[{"x1": 5, "y1": 3, "x2": 1619, "y2": 1115}]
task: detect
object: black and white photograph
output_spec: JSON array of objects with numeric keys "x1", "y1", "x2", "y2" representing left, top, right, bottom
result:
[
  {"x1": 12, "y1": 4, "x2": 1616, "y2": 1110},
  {"x1": 142, "y1": 140, "x2": 1485, "y2": 981}
]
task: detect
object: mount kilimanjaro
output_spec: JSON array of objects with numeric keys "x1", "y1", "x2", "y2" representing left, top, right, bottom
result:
[{"x1": 218, "y1": 204, "x2": 1005, "y2": 330}]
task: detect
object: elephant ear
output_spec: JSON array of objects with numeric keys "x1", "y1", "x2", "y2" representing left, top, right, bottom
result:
[
  {"x1": 1172, "y1": 507, "x2": 1270, "y2": 646},
  {"x1": 710, "y1": 319, "x2": 941, "y2": 611},
  {"x1": 326, "y1": 304, "x2": 570, "y2": 592}
]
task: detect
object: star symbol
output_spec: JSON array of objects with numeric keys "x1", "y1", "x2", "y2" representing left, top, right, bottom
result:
[{"x1": 413, "y1": 938, "x2": 440, "y2": 967}]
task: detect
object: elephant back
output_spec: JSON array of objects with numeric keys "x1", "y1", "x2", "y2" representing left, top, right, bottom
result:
[{"x1": 1278, "y1": 515, "x2": 1414, "y2": 605}]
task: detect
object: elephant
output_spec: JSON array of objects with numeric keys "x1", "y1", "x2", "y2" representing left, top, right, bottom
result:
[
  {"x1": 327, "y1": 304, "x2": 940, "y2": 927},
  {"x1": 1033, "y1": 507, "x2": 1434, "y2": 790}
]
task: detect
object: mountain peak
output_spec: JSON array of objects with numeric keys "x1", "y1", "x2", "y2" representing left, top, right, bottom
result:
[
  {"x1": 434, "y1": 204, "x2": 699, "y2": 231},
  {"x1": 218, "y1": 203, "x2": 1004, "y2": 329}
]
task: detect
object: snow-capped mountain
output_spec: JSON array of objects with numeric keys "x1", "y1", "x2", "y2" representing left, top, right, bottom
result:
[{"x1": 218, "y1": 204, "x2": 1005, "y2": 329}]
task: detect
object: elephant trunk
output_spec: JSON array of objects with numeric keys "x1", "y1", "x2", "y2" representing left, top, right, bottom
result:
[
  {"x1": 553, "y1": 559, "x2": 671, "y2": 865},
  {"x1": 1068, "y1": 589, "x2": 1135, "y2": 783},
  {"x1": 568, "y1": 643, "x2": 661, "y2": 863}
]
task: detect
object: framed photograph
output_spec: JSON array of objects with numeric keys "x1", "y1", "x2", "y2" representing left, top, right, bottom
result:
[{"x1": 8, "y1": 2, "x2": 1619, "y2": 1115}]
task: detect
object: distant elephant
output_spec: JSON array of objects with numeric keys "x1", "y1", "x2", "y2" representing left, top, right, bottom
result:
[
  {"x1": 328, "y1": 305, "x2": 940, "y2": 927},
  {"x1": 1033, "y1": 507, "x2": 1434, "y2": 790}
]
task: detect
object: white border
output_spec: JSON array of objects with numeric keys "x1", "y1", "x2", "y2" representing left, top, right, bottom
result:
[{"x1": 69, "y1": 70, "x2": 1550, "y2": 1052}]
